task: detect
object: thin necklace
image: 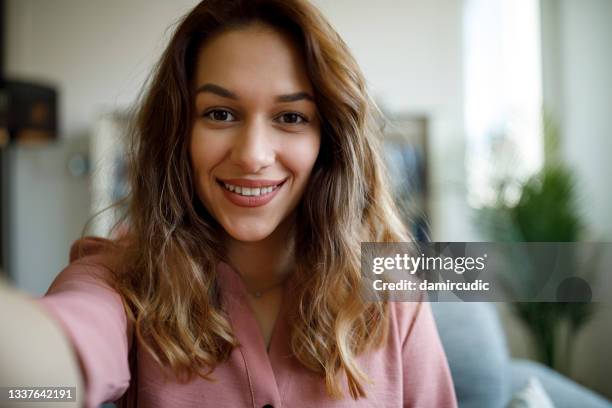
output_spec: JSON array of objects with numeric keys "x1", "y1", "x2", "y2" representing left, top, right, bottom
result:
[
  {"x1": 225, "y1": 259, "x2": 292, "y2": 298},
  {"x1": 246, "y1": 279, "x2": 287, "y2": 298}
]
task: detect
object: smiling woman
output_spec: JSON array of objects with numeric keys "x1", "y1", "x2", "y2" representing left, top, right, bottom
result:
[
  {"x1": 190, "y1": 22, "x2": 321, "y2": 244},
  {"x1": 16, "y1": 1, "x2": 457, "y2": 407}
]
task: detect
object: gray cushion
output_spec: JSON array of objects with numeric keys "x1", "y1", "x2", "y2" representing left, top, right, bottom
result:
[{"x1": 431, "y1": 302, "x2": 511, "y2": 408}]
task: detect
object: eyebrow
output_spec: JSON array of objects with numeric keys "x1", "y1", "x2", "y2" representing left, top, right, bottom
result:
[{"x1": 195, "y1": 83, "x2": 315, "y2": 103}]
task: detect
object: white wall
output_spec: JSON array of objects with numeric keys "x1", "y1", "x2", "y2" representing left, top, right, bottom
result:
[
  {"x1": 6, "y1": 0, "x2": 199, "y2": 138},
  {"x1": 557, "y1": 0, "x2": 612, "y2": 241},
  {"x1": 541, "y1": 0, "x2": 612, "y2": 241},
  {"x1": 6, "y1": 0, "x2": 470, "y2": 293}
]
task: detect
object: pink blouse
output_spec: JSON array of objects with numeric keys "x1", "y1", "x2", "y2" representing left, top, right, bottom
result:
[{"x1": 35, "y1": 237, "x2": 457, "y2": 408}]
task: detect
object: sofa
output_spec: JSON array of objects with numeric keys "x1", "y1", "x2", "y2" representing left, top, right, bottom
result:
[{"x1": 431, "y1": 302, "x2": 611, "y2": 408}]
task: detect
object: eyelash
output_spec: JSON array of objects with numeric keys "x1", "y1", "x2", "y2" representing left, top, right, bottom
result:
[{"x1": 202, "y1": 109, "x2": 310, "y2": 125}]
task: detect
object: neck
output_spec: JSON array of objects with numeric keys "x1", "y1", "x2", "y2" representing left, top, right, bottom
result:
[{"x1": 223, "y1": 213, "x2": 296, "y2": 291}]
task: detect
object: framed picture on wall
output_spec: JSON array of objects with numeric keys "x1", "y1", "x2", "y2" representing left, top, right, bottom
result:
[{"x1": 382, "y1": 114, "x2": 429, "y2": 241}]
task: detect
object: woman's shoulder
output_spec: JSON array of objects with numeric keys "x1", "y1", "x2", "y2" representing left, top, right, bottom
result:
[
  {"x1": 387, "y1": 298, "x2": 434, "y2": 345},
  {"x1": 69, "y1": 235, "x2": 130, "y2": 262},
  {"x1": 48, "y1": 236, "x2": 128, "y2": 291},
  {"x1": 69, "y1": 234, "x2": 134, "y2": 269}
]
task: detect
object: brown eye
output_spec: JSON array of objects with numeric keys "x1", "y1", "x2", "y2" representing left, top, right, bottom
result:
[
  {"x1": 277, "y1": 112, "x2": 308, "y2": 124},
  {"x1": 203, "y1": 109, "x2": 236, "y2": 122}
]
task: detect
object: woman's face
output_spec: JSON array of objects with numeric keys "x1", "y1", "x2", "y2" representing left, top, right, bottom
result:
[{"x1": 190, "y1": 23, "x2": 321, "y2": 242}]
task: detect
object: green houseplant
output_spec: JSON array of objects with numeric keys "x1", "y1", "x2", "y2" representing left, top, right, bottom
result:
[{"x1": 475, "y1": 115, "x2": 596, "y2": 374}]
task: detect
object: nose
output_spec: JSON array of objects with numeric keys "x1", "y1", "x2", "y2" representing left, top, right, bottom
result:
[{"x1": 230, "y1": 117, "x2": 275, "y2": 173}]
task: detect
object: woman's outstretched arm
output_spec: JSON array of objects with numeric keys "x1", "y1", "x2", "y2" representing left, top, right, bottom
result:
[{"x1": 1, "y1": 237, "x2": 133, "y2": 408}]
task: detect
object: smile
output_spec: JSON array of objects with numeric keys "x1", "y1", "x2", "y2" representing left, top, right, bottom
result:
[{"x1": 216, "y1": 178, "x2": 287, "y2": 208}]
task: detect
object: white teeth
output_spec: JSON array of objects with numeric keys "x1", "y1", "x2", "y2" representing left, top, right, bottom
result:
[{"x1": 221, "y1": 181, "x2": 280, "y2": 197}]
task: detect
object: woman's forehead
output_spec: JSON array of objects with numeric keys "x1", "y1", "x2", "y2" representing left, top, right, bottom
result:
[{"x1": 193, "y1": 23, "x2": 313, "y2": 99}]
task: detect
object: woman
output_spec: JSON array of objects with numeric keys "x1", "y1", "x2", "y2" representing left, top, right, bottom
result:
[{"x1": 34, "y1": 0, "x2": 457, "y2": 406}]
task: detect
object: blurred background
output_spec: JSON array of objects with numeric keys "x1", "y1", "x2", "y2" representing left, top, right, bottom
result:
[{"x1": 0, "y1": 0, "x2": 610, "y2": 405}]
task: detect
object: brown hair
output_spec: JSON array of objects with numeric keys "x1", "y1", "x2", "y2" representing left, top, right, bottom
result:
[{"x1": 101, "y1": 0, "x2": 410, "y2": 400}]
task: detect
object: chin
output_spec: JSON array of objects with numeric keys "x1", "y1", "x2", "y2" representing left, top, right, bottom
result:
[{"x1": 223, "y1": 222, "x2": 277, "y2": 243}]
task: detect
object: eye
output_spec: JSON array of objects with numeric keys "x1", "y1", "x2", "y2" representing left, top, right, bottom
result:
[
  {"x1": 203, "y1": 109, "x2": 236, "y2": 122},
  {"x1": 276, "y1": 112, "x2": 309, "y2": 125}
]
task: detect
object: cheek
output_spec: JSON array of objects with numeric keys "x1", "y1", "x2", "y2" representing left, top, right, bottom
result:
[
  {"x1": 282, "y1": 133, "x2": 321, "y2": 177},
  {"x1": 189, "y1": 131, "x2": 225, "y2": 191},
  {"x1": 190, "y1": 127, "x2": 226, "y2": 169}
]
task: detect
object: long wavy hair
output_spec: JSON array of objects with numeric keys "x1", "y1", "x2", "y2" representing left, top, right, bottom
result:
[{"x1": 99, "y1": 0, "x2": 411, "y2": 401}]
